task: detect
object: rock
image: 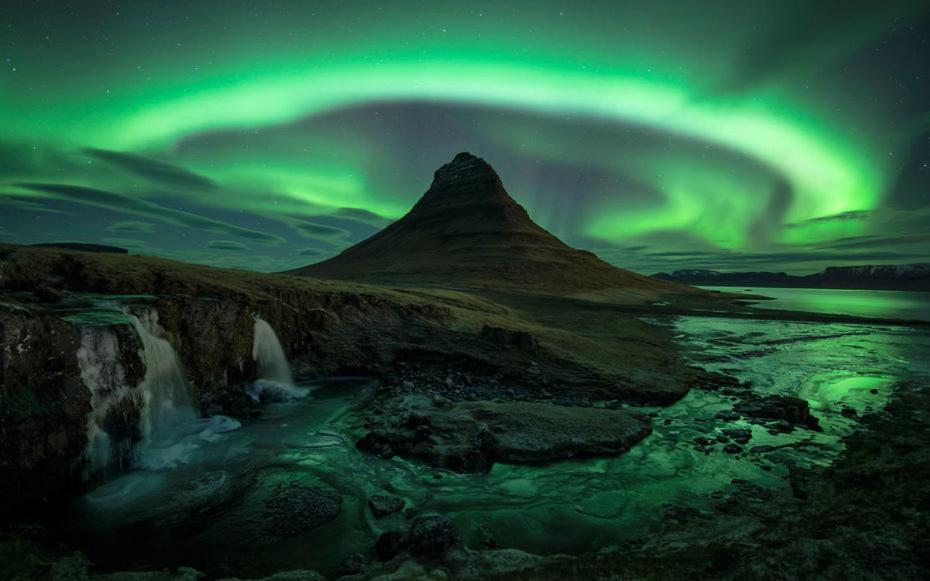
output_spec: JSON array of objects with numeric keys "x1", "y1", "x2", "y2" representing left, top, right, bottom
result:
[
  {"x1": 408, "y1": 514, "x2": 455, "y2": 560},
  {"x1": 264, "y1": 481, "x2": 341, "y2": 538},
  {"x1": 715, "y1": 410, "x2": 741, "y2": 422},
  {"x1": 337, "y1": 553, "x2": 367, "y2": 576},
  {"x1": 376, "y1": 530, "x2": 407, "y2": 561},
  {"x1": 445, "y1": 547, "x2": 573, "y2": 579},
  {"x1": 840, "y1": 406, "x2": 858, "y2": 418},
  {"x1": 480, "y1": 325, "x2": 538, "y2": 351},
  {"x1": 358, "y1": 399, "x2": 652, "y2": 472},
  {"x1": 369, "y1": 494, "x2": 405, "y2": 518},
  {"x1": 733, "y1": 395, "x2": 822, "y2": 432},
  {"x1": 722, "y1": 428, "x2": 752, "y2": 444},
  {"x1": 723, "y1": 443, "x2": 743, "y2": 454}
]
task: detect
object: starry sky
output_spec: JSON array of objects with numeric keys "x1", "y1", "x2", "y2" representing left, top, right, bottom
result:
[{"x1": 2, "y1": 1, "x2": 930, "y2": 275}]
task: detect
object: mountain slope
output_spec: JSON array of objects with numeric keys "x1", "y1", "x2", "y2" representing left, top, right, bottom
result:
[{"x1": 293, "y1": 152, "x2": 683, "y2": 294}]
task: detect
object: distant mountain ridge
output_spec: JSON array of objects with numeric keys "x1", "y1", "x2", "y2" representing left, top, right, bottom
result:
[
  {"x1": 653, "y1": 264, "x2": 930, "y2": 291},
  {"x1": 31, "y1": 242, "x2": 129, "y2": 254},
  {"x1": 294, "y1": 152, "x2": 689, "y2": 295}
]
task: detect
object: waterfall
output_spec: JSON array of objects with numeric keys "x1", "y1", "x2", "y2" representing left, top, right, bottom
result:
[
  {"x1": 252, "y1": 316, "x2": 294, "y2": 385},
  {"x1": 128, "y1": 309, "x2": 198, "y2": 445},
  {"x1": 77, "y1": 308, "x2": 198, "y2": 476},
  {"x1": 251, "y1": 316, "x2": 307, "y2": 401}
]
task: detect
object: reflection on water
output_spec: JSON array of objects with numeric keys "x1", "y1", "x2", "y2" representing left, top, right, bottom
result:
[
  {"x1": 60, "y1": 319, "x2": 930, "y2": 578},
  {"x1": 702, "y1": 285, "x2": 930, "y2": 321}
]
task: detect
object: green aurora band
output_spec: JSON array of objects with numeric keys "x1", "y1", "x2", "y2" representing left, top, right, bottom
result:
[{"x1": 1, "y1": 1, "x2": 928, "y2": 272}]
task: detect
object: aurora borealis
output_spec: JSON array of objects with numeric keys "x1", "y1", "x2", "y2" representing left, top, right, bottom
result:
[{"x1": 2, "y1": 1, "x2": 930, "y2": 273}]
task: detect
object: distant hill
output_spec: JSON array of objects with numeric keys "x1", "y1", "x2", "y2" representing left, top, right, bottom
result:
[
  {"x1": 293, "y1": 152, "x2": 688, "y2": 295},
  {"x1": 31, "y1": 242, "x2": 129, "y2": 254},
  {"x1": 653, "y1": 265, "x2": 930, "y2": 291}
]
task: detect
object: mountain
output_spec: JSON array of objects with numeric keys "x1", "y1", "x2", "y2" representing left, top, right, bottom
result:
[
  {"x1": 654, "y1": 264, "x2": 930, "y2": 291},
  {"x1": 31, "y1": 242, "x2": 128, "y2": 254},
  {"x1": 293, "y1": 152, "x2": 681, "y2": 294}
]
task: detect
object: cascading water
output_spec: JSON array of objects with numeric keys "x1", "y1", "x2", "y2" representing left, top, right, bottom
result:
[
  {"x1": 250, "y1": 316, "x2": 307, "y2": 401},
  {"x1": 77, "y1": 307, "x2": 199, "y2": 475},
  {"x1": 252, "y1": 316, "x2": 294, "y2": 385},
  {"x1": 128, "y1": 309, "x2": 198, "y2": 446}
]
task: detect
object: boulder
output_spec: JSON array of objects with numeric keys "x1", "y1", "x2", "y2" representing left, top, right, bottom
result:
[
  {"x1": 732, "y1": 395, "x2": 821, "y2": 432},
  {"x1": 263, "y1": 481, "x2": 341, "y2": 538},
  {"x1": 368, "y1": 494, "x2": 405, "y2": 518},
  {"x1": 358, "y1": 399, "x2": 652, "y2": 472},
  {"x1": 408, "y1": 514, "x2": 455, "y2": 560}
]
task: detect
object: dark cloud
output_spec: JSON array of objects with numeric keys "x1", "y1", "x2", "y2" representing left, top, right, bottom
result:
[
  {"x1": 0, "y1": 194, "x2": 71, "y2": 214},
  {"x1": 206, "y1": 240, "x2": 248, "y2": 251},
  {"x1": 106, "y1": 220, "x2": 157, "y2": 233},
  {"x1": 814, "y1": 233, "x2": 930, "y2": 251},
  {"x1": 786, "y1": 210, "x2": 873, "y2": 228},
  {"x1": 293, "y1": 222, "x2": 347, "y2": 239},
  {"x1": 333, "y1": 207, "x2": 392, "y2": 227},
  {"x1": 18, "y1": 183, "x2": 283, "y2": 244},
  {"x1": 82, "y1": 148, "x2": 218, "y2": 191}
]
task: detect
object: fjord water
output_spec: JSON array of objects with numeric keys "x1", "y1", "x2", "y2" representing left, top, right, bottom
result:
[
  {"x1": 60, "y1": 293, "x2": 930, "y2": 577},
  {"x1": 703, "y1": 285, "x2": 930, "y2": 321}
]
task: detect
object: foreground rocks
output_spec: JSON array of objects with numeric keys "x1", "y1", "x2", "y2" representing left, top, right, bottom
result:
[{"x1": 358, "y1": 396, "x2": 652, "y2": 471}]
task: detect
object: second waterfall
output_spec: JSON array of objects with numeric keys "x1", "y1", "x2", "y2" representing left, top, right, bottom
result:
[{"x1": 250, "y1": 316, "x2": 307, "y2": 401}]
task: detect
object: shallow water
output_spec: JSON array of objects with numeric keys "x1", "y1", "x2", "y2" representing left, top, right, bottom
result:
[
  {"x1": 701, "y1": 285, "x2": 930, "y2": 321},
  {"x1": 58, "y1": 317, "x2": 930, "y2": 578}
]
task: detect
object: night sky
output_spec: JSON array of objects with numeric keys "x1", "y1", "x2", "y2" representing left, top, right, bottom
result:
[{"x1": 2, "y1": 1, "x2": 930, "y2": 274}]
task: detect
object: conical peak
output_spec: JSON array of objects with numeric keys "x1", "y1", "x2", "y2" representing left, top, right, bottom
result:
[{"x1": 428, "y1": 152, "x2": 504, "y2": 197}]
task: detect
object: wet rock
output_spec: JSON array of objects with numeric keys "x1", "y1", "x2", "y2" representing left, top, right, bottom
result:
[
  {"x1": 722, "y1": 428, "x2": 752, "y2": 444},
  {"x1": 408, "y1": 514, "x2": 455, "y2": 560},
  {"x1": 368, "y1": 494, "x2": 405, "y2": 518},
  {"x1": 338, "y1": 552, "x2": 367, "y2": 576},
  {"x1": 264, "y1": 481, "x2": 342, "y2": 538},
  {"x1": 733, "y1": 395, "x2": 822, "y2": 432},
  {"x1": 445, "y1": 547, "x2": 573, "y2": 578},
  {"x1": 840, "y1": 406, "x2": 858, "y2": 418},
  {"x1": 750, "y1": 445, "x2": 776, "y2": 453},
  {"x1": 358, "y1": 399, "x2": 652, "y2": 472},
  {"x1": 715, "y1": 410, "x2": 741, "y2": 422},
  {"x1": 376, "y1": 530, "x2": 407, "y2": 561}
]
